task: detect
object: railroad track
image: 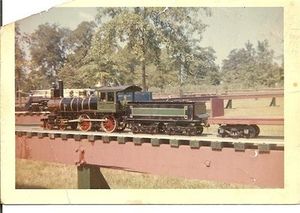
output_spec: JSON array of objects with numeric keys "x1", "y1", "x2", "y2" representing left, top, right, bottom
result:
[{"x1": 15, "y1": 126, "x2": 284, "y2": 152}]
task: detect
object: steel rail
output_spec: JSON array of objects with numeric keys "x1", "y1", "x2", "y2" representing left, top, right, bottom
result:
[{"x1": 15, "y1": 127, "x2": 284, "y2": 148}]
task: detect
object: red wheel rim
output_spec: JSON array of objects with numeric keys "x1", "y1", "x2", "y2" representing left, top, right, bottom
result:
[
  {"x1": 101, "y1": 116, "x2": 117, "y2": 133},
  {"x1": 79, "y1": 114, "x2": 91, "y2": 131}
]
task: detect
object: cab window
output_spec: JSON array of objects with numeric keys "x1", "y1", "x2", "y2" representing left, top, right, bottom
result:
[
  {"x1": 107, "y1": 92, "x2": 114, "y2": 102},
  {"x1": 100, "y1": 92, "x2": 106, "y2": 101}
]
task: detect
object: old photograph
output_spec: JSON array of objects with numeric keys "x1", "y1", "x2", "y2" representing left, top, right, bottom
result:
[{"x1": 14, "y1": 6, "x2": 283, "y2": 190}]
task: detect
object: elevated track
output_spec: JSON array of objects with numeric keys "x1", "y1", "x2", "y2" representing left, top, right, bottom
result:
[
  {"x1": 15, "y1": 126, "x2": 284, "y2": 188},
  {"x1": 15, "y1": 126, "x2": 284, "y2": 149}
]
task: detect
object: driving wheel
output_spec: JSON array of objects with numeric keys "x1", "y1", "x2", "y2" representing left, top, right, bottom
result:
[
  {"x1": 101, "y1": 115, "x2": 117, "y2": 133},
  {"x1": 78, "y1": 114, "x2": 92, "y2": 131}
]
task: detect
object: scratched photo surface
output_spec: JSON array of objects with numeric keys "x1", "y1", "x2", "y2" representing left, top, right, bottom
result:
[{"x1": 14, "y1": 7, "x2": 284, "y2": 190}]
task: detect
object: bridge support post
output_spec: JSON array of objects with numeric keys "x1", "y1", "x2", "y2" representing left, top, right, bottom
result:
[
  {"x1": 77, "y1": 165, "x2": 110, "y2": 189},
  {"x1": 225, "y1": 99, "x2": 232, "y2": 109},
  {"x1": 269, "y1": 97, "x2": 276, "y2": 107}
]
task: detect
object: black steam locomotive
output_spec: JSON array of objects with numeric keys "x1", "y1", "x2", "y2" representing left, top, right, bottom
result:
[{"x1": 42, "y1": 80, "x2": 209, "y2": 136}]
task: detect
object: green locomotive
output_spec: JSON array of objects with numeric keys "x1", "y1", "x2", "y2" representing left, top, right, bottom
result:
[{"x1": 42, "y1": 80, "x2": 209, "y2": 135}]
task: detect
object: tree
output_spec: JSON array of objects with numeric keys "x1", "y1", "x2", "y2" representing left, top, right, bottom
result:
[
  {"x1": 255, "y1": 40, "x2": 276, "y2": 87},
  {"x1": 185, "y1": 46, "x2": 220, "y2": 85},
  {"x1": 65, "y1": 21, "x2": 96, "y2": 67},
  {"x1": 15, "y1": 24, "x2": 28, "y2": 93},
  {"x1": 147, "y1": 49, "x2": 178, "y2": 91},
  {"x1": 29, "y1": 23, "x2": 71, "y2": 87},
  {"x1": 221, "y1": 40, "x2": 283, "y2": 88},
  {"x1": 58, "y1": 21, "x2": 96, "y2": 88},
  {"x1": 221, "y1": 41, "x2": 256, "y2": 87},
  {"x1": 89, "y1": 7, "x2": 211, "y2": 90}
]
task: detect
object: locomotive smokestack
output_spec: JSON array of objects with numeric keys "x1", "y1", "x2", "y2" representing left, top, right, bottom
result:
[
  {"x1": 50, "y1": 82, "x2": 56, "y2": 98},
  {"x1": 58, "y1": 80, "x2": 64, "y2": 98}
]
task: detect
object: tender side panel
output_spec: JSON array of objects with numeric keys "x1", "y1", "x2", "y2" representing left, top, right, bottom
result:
[
  {"x1": 131, "y1": 107, "x2": 187, "y2": 117},
  {"x1": 128, "y1": 102, "x2": 195, "y2": 121}
]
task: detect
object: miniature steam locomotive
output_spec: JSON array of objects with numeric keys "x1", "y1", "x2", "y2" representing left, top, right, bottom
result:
[{"x1": 42, "y1": 80, "x2": 209, "y2": 136}]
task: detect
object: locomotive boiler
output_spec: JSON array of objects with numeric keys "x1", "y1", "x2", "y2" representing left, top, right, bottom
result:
[{"x1": 47, "y1": 97, "x2": 97, "y2": 112}]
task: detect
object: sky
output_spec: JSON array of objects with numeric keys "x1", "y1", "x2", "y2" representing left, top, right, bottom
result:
[{"x1": 17, "y1": 7, "x2": 283, "y2": 66}]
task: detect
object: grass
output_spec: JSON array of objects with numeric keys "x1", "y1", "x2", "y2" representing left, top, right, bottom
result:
[
  {"x1": 16, "y1": 159, "x2": 256, "y2": 189},
  {"x1": 15, "y1": 97, "x2": 283, "y2": 189}
]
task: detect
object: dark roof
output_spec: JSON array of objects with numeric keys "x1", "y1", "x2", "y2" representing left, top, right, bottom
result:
[{"x1": 94, "y1": 85, "x2": 142, "y2": 93}]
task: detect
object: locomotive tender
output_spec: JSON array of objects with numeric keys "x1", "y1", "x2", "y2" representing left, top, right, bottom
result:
[{"x1": 42, "y1": 80, "x2": 209, "y2": 135}]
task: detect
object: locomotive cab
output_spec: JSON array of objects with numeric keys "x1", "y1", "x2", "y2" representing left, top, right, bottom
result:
[{"x1": 95, "y1": 85, "x2": 142, "y2": 113}]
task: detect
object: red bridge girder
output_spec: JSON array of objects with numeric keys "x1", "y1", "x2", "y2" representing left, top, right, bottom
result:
[{"x1": 16, "y1": 134, "x2": 284, "y2": 188}]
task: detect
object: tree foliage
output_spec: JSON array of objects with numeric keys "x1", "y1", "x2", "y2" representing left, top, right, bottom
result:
[
  {"x1": 16, "y1": 8, "x2": 221, "y2": 92},
  {"x1": 221, "y1": 40, "x2": 283, "y2": 88},
  {"x1": 15, "y1": 24, "x2": 27, "y2": 93},
  {"x1": 29, "y1": 23, "x2": 71, "y2": 86},
  {"x1": 58, "y1": 21, "x2": 96, "y2": 88},
  {"x1": 15, "y1": 8, "x2": 283, "y2": 93},
  {"x1": 86, "y1": 7, "x2": 218, "y2": 90}
]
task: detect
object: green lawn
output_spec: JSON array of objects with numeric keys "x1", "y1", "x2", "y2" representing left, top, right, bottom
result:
[{"x1": 16, "y1": 159, "x2": 256, "y2": 189}]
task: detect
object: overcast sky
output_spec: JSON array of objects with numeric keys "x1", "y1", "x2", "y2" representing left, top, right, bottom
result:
[{"x1": 17, "y1": 7, "x2": 283, "y2": 66}]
